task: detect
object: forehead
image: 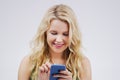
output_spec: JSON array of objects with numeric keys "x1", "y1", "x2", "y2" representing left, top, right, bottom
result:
[{"x1": 49, "y1": 19, "x2": 69, "y2": 32}]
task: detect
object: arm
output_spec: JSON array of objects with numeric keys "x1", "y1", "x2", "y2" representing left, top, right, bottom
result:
[
  {"x1": 18, "y1": 55, "x2": 33, "y2": 80},
  {"x1": 81, "y1": 56, "x2": 92, "y2": 80}
]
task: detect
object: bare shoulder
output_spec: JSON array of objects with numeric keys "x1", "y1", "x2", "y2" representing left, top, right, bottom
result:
[
  {"x1": 81, "y1": 56, "x2": 92, "y2": 80},
  {"x1": 18, "y1": 54, "x2": 34, "y2": 80},
  {"x1": 81, "y1": 56, "x2": 91, "y2": 67}
]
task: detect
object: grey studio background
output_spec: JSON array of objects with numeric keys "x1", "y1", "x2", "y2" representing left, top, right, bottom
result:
[{"x1": 0, "y1": 0, "x2": 120, "y2": 80}]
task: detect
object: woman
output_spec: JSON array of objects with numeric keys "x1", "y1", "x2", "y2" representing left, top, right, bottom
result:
[{"x1": 18, "y1": 4, "x2": 91, "y2": 80}]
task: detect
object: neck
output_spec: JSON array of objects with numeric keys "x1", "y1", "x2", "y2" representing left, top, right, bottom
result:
[
  {"x1": 49, "y1": 52, "x2": 65, "y2": 65},
  {"x1": 51, "y1": 58, "x2": 65, "y2": 65}
]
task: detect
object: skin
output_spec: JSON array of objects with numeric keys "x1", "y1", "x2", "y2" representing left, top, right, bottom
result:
[
  {"x1": 47, "y1": 19, "x2": 69, "y2": 54},
  {"x1": 39, "y1": 19, "x2": 72, "y2": 80},
  {"x1": 18, "y1": 19, "x2": 92, "y2": 80}
]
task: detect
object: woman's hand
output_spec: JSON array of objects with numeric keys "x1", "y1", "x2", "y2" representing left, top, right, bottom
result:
[
  {"x1": 53, "y1": 69, "x2": 72, "y2": 80},
  {"x1": 38, "y1": 62, "x2": 51, "y2": 80}
]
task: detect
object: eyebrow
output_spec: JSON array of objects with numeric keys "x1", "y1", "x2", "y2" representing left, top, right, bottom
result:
[
  {"x1": 49, "y1": 30, "x2": 69, "y2": 33},
  {"x1": 49, "y1": 30, "x2": 57, "y2": 32}
]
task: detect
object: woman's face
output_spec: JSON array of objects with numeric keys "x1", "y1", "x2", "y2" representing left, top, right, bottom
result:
[{"x1": 46, "y1": 19, "x2": 69, "y2": 54}]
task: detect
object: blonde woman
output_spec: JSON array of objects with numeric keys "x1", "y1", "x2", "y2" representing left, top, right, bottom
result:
[{"x1": 18, "y1": 4, "x2": 91, "y2": 80}]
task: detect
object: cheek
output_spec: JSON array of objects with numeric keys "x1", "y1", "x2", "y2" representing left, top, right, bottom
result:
[
  {"x1": 64, "y1": 37, "x2": 69, "y2": 45},
  {"x1": 47, "y1": 34, "x2": 54, "y2": 43},
  {"x1": 64, "y1": 37, "x2": 69, "y2": 42}
]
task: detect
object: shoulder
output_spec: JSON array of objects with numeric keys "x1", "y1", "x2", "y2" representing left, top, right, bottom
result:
[
  {"x1": 81, "y1": 56, "x2": 91, "y2": 68},
  {"x1": 81, "y1": 56, "x2": 92, "y2": 80},
  {"x1": 18, "y1": 54, "x2": 34, "y2": 80}
]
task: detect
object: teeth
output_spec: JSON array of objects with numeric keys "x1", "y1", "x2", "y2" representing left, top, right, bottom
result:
[
  {"x1": 55, "y1": 45, "x2": 62, "y2": 46},
  {"x1": 53, "y1": 42, "x2": 64, "y2": 47},
  {"x1": 54, "y1": 43, "x2": 63, "y2": 47},
  {"x1": 55, "y1": 44, "x2": 62, "y2": 45}
]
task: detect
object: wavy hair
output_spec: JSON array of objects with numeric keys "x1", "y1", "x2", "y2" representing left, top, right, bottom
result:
[{"x1": 30, "y1": 4, "x2": 84, "y2": 80}]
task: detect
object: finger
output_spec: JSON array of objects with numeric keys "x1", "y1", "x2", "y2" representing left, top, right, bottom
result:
[
  {"x1": 39, "y1": 72, "x2": 49, "y2": 80},
  {"x1": 42, "y1": 64, "x2": 49, "y2": 72},
  {"x1": 45, "y1": 62, "x2": 52, "y2": 69},
  {"x1": 66, "y1": 69, "x2": 72, "y2": 76},
  {"x1": 39, "y1": 64, "x2": 49, "y2": 72},
  {"x1": 39, "y1": 62, "x2": 51, "y2": 73},
  {"x1": 39, "y1": 66, "x2": 44, "y2": 72},
  {"x1": 53, "y1": 74, "x2": 67, "y2": 79},
  {"x1": 53, "y1": 73, "x2": 72, "y2": 80},
  {"x1": 59, "y1": 70, "x2": 68, "y2": 75},
  {"x1": 60, "y1": 69, "x2": 72, "y2": 75}
]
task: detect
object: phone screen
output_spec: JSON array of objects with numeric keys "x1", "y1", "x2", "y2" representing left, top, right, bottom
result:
[{"x1": 49, "y1": 64, "x2": 66, "y2": 80}]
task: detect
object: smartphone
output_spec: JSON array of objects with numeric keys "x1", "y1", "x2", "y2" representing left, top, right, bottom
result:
[{"x1": 49, "y1": 64, "x2": 66, "y2": 80}]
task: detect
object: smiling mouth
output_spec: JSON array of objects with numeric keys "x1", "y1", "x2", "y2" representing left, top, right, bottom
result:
[{"x1": 53, "y1": 43, "x2": 64, "y2": 48}]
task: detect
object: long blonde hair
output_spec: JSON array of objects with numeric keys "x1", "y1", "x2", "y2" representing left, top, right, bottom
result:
[{"x1": 30, "y1": 4, "x2": 84, "y2": 80}]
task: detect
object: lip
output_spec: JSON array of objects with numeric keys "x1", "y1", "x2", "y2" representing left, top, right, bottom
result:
[{"x1": 53, "y1": 43, "x2": 64, "y2": 48}]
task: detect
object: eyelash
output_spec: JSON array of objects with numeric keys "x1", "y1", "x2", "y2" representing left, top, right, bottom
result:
[
  {"x1": 63, "y1": 33, "x2": 69, "y2": 36},
  {"x1": 51, "y1": 33, "x2": 68, "y2": 36},
  {"x1": 51, "y1": 33, "x2": 57, "y2": 35}
]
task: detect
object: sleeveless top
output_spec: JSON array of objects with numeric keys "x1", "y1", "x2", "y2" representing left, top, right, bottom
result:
[
  {"x1": 29, "y1": 64, "x2": 80, "y2": 80},
  {"x1": 29, "y1": 64, "x2": 37, "y2": 80}
]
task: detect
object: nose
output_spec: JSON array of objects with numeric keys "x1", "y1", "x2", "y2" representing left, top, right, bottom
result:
[{"x1": 55, "y1": 35, "x2": 63, "y2": 43}]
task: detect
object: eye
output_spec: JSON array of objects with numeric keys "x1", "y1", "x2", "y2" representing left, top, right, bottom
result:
[
  {"x1": 51, "y1": 32, "x2": 57, "y2": 35},
  {"x1": 63, "y1": 33, "x2": 69, "y2": 36}
]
